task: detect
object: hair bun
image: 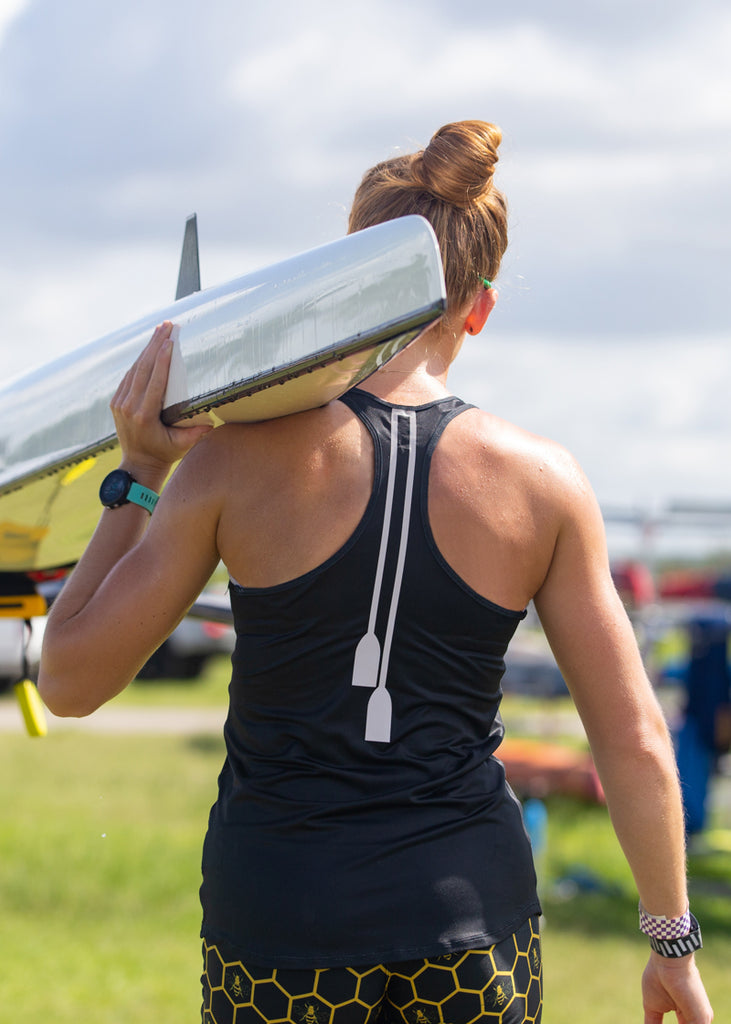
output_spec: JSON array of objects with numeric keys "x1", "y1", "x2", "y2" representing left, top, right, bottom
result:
[
  {"x1": 347, "y1": 119, "x2": 508, "y2": 310},
  {"x1": 413, "y1": 120, "x2": 502, "y2": 208}
]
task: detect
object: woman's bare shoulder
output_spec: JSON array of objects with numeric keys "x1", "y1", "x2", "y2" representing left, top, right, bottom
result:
[
  {"x1": 171, "y1": 399, "x2": 363, "y2": 499},
  {"x1": 450, "y1": 406, "x2": 593, "y2": 503}
]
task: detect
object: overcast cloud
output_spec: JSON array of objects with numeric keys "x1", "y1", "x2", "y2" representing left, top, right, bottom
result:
[{"x1": 1, "y1": 0, "x2": 730, "y2": 539}]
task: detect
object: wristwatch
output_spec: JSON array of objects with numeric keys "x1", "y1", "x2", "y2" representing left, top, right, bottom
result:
[
  {"x1": 648, "y1": 913, "x2": 703, "y2": 958},
  {"x1": 99, "y1": 469, "x2": 159, "y2": 514}
]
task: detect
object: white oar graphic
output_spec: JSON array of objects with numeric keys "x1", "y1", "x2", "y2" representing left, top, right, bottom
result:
[
  {"x1": 364, "y1": 410, "x2": 416, "y2": 743},
  {"x1": 351, "y1": 408, "x2": 401, "y2": 689}
]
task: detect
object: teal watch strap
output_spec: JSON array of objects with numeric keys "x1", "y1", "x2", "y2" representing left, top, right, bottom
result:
[{"x1": 127, "y1": 481, "x2": 159, "y2": 514}]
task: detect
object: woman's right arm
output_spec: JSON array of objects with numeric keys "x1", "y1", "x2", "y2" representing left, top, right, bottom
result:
[{"x1": 38, "y1": 323, "x2": 221, "y2": 716}]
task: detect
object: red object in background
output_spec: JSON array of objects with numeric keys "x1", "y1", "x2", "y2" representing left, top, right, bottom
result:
[
  {"x1": 500, "y1": 738, "x2": 605, "y2": 804},
  {"x1": 658, "y1": 570, "x2": 716, "y2": 600},
  {"x1": 202, "y1": 621, "x2": 231, "y2": 640},
  {"x1": 26, "y1": 569, "x2": 70, "y2": 583},
  {"x1": 612, "y1": 560, "x2": 656, "y2": 608}
]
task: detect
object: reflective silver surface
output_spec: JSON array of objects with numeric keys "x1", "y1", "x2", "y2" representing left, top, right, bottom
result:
[{"x1": 0, "y1": 216, "x2": 445, "y2": 572}]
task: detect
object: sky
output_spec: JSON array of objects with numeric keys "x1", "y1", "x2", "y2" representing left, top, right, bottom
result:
[{"x1": 1, "y1": 0, "x2": 730, "y2": 553}]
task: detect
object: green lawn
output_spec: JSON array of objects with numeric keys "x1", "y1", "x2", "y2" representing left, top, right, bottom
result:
[
  {"x1": 2, "y1": 663, "x2": 729, "y2": 1021},
  {"x1": 109, "y1": 655, "x2": 233, "y2": 707}
]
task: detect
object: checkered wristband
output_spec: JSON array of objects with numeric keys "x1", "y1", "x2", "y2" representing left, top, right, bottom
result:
[
  {"x1": 639, "y1": 903, "x2": 691, "y2": 940},
  {"x1": 639, "y1": 903, "x2": 703, "y2": 957}
]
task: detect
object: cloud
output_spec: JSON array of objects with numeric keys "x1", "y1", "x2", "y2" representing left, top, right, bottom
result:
[
  {"x1": 225, "y1": 7, "x2": 731, "y2": 137},
  {"x1": 449, "y1": 332, "x2": 731, "y2": 508},
  {"x1": 0, "y1": 0, "x2": 29, "y2": 46},
  {"x1": 0, "y1": 0, "x2": 729, "y2": 511},
  {"x1": 219, "y1": 5, "x2": 731, "y2": 332},
  {"x1": 0, "y1": 232, "x2": 289, "y2": 382}
]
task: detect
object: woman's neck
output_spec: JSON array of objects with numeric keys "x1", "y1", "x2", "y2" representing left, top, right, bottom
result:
[{"x1": 357, "y1": 319, "x2": 465, "y2": 404}]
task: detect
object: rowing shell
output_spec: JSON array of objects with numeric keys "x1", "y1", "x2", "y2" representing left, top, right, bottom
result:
[{"x1": 0, "y1": 215, "x2": 446, "y2": 574}]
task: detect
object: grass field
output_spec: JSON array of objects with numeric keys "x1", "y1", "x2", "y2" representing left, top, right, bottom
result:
[{"x1": 2, "y1": 658, "x2": 730, "y2": 1022}]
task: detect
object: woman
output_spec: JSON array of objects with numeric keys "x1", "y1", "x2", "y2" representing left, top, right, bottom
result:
[{"x1": 39, "y1": 121, "x2": 713, "y2": 1024}]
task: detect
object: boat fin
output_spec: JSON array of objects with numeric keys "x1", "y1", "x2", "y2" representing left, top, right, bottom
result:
[{"x1": 175, "y1": 213, "x2": 201, "y2": 300}]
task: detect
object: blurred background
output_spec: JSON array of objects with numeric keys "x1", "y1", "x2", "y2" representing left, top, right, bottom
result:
[
  {"x1": 1, "y1": 1, "x2": 730, "y2": 1020},
  {"x1": 1, "y1": 0, "x2": 730, "y2": 520}
]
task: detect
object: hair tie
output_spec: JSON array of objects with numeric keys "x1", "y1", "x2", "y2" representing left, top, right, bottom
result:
[{"x1": 481, "y1": 277, "x2": 492, "y2": 290}]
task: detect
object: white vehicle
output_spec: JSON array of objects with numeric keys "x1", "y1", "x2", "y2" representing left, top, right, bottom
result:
[
  {"x1": 0, "y1": 611, "x2": 234, "y2": 691},
  {"x1": 0, "y1": 617, "x2": 44, "y2": 693},
  {"x1": 137, "y1": 615, "x2": 235, "y2": 680}
]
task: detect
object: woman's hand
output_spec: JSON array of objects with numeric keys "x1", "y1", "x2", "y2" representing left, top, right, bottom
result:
[
  {"x1": 643, "y1": 952, "x2": 713, "y2": 1023},
  {"x1": 110, "y1": 321, "x2": 213, "y2": 482},
  {"x1": 40, "y1": 321, "x2": 222, "y2": 717}
]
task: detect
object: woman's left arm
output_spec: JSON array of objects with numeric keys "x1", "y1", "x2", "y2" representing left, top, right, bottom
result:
[
  {"x1": 532, "y1": 458, "x2": 712, "y2": 1022},
  {"x1": 38, "y1": 322, "x2": 220, "y2": 716},
  {"x1": 533, "y1": 478, "x2": 689, "y2": 917}
]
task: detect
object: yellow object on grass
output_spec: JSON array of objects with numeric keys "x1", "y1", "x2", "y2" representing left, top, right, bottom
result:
[{"x1": 14, "y1": 679, "x2": 48, "y2": 737}]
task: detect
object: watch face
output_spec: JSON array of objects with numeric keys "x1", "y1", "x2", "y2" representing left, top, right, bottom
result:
[{"x1": 99, "y1": 470, "x2": 131, "y2": 507}]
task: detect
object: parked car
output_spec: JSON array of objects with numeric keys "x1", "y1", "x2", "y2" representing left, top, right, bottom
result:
[
  {"x1": 0, "y1": 616, "x2": 45, "y2": 693},
  {"x1": 0, "y1": 591, "x2": 235, "y2": 691},
  {"x1": 502, "y1": 629, "x2": 568, "y2": 697},
  {"x1": 137, "y1": 615, "x2": 235, "y2": 679}
]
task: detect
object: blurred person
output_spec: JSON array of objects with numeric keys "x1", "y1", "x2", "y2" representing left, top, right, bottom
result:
[
  {"x1": 39, "y1": 121, "x2": 713, "y2": 1024},
  {"x1": 676, "y1": 611, "x2": 731, "y2": 846}
]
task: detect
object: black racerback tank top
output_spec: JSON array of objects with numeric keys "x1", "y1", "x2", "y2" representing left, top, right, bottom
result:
[{"x1": 200, "y1": 389, "x2": 539, "y2": 967}]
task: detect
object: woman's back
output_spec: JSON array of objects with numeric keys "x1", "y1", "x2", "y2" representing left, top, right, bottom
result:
[{"x1": 211, "y1": 380, "x2": 573, "y2": 612}]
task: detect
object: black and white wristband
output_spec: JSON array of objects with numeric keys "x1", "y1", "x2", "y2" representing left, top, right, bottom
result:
[{"x1": 639, "y1": 903, "x2": 703, "y2": 957}]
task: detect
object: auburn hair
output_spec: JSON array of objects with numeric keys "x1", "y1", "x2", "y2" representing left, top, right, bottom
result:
[{"x1": 348, "y1": 120, "x2": 508, "y2": 312}]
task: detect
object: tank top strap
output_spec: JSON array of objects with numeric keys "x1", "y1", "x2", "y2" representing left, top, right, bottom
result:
[
  {"x1": 340, "y1": 386, "x2": 475, "y2": 536},
  {"x1": 340, "y1": 388, "x2": 473, "y2": 454}
]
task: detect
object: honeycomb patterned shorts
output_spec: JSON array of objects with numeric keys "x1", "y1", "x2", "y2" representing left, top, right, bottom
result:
[{"x1": 201, "y1": 916, "x2": 542, "y2": 1024}]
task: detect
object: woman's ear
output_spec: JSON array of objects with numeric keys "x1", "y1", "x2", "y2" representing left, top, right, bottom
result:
[{"x1": 463, "y1": 286, "x2": 498, "y2": 336}]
